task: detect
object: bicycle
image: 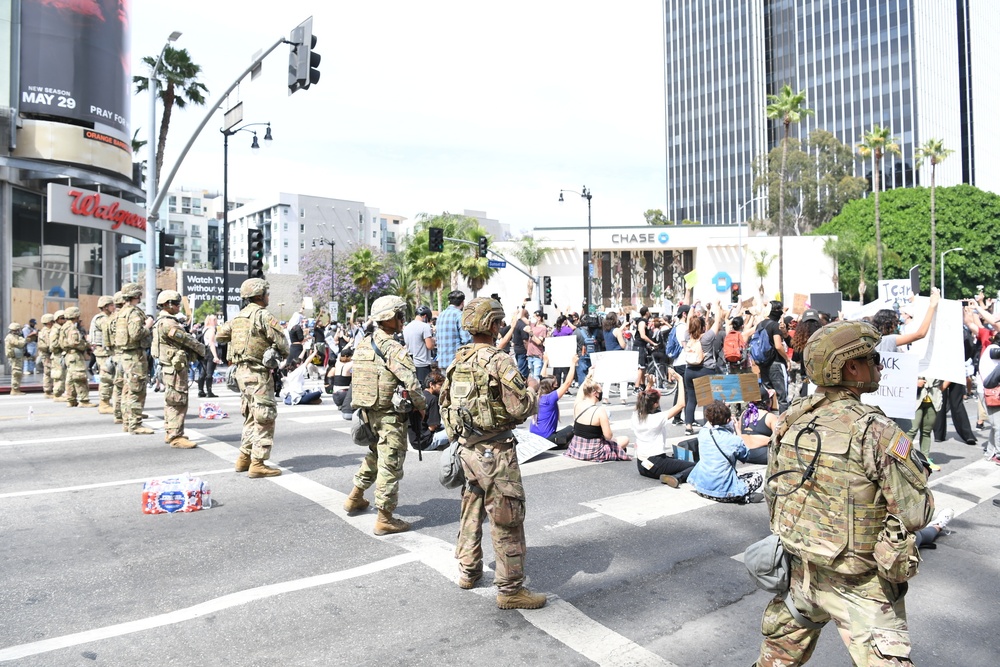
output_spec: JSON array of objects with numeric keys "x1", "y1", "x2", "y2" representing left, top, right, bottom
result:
[{"x1": 644, "y1": 358, "x2": 678, "y2": 396}]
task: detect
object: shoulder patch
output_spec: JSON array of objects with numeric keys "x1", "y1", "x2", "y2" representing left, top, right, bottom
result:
[{"x1": 887, "y1": 431, "x2": 912, "y2": 461}]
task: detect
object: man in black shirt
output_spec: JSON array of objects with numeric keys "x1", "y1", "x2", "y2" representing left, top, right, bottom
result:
[
  {"x1": 510, "y1": 307, "x2": 530, "y2": 379},
  {"x1": 754, "y1": 300, "x2": 790, "y2": 413},
  {"x1": 408, "y1": 371, "x2": 449, "y2": 451}
]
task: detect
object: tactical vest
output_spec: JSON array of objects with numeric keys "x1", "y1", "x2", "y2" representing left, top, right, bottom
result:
[
  {"x1": 440, "y1": 344, "x2": 515, "y2": 440},
  {"x1": 104, "y1": 313, "x2": 118, "y2": 354},
  {"x1": 227, "y1": 305, "x2": 268, "y2": 364},
  {"x1": 769, "y1": 396, "x2": 887, "y2": 575},
  {"x1": 351, "y1": 334, "x2": 402, "y2": 411},
  {"x1": 90, "y1": 313, "x2": 106, "y2": 350},
  {"x1": 65, "y1": 323, "x2": 85, "y2": 352},
  {"x1": 50, "y1": 325, "x2": 63, "y2": 355},
  {"x1": 114, "y1": 306, "x2": 144, "y2": 349},
  {"x1": 58, "y1": 322, "x2": 74, "y2": 351},
  {"x1": 37, "y1": 326, "x2": 51, "y2": 354}
]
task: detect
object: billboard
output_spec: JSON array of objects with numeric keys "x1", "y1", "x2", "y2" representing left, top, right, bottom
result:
[
  {"x1": 181, "y1": 270, "x2": 241, "y2": 309},
  {"x1": 19, "y1": 0, "x2": 131, "y2": 141}
]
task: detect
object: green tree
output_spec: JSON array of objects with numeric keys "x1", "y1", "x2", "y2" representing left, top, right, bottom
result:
[
  {"x1": 766, "y1": 84, "x2": 814, "y2": 300},
  {"x1": 644, "y1": 209, "x2": 670, "y2": 225},
  {"x1": 192, "y1": 298, "x2": 219, "y2": 324},
  {"x1": 509, "y1": 235, "x2": 552, "y2": 300},
  {"x1": 345, "y1": 247, "x2": 385, "y2": 317},
  {"x1": 914, "y1": 139, "x2": 954, "y2": 289},
  {"x1": 751, "y1": 249, "x2": 776, "y2": 297},
  {"x1": 133, "y1": 46, "x2": 209, "y2": 182},
  {"x1": 386, "y1": 256, "x2": 421, "y2": 318},
  {"x1": 857, "y1": 125, "x2": 901, "y2": 282}
]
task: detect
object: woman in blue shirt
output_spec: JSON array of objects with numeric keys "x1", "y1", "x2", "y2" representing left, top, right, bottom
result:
[{"x1": 686, "y1": 400, "x2": 763, "y2": 504}]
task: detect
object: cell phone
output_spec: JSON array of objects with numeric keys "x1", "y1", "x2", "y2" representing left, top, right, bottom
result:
[{"x1": 962, "y1": 300, "x2": 970, "y2": 307}]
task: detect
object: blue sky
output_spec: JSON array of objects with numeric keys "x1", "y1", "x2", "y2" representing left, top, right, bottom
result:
[{"x1": 130, "y1": 1, "x2": 666, "y2": 234}]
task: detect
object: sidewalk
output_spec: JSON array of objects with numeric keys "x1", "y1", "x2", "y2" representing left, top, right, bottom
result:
[{"x1": 0, "y1": 370, "x2": 97, "y2": 395}]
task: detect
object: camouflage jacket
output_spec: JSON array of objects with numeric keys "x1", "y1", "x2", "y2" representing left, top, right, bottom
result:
[
  {"x1": 36, "y1": 325, "x2": 52, "y2": 355},
  {"x1": 4, "y1": 333, "x2": 25, "y2": 359},
  {"x1": 89, "y1": 312, "x2": 110, "y2": 356},
  {"x1": 154, "y1": 311, "x2": 207, "y2": 368},
  {"x1": 113, "y1": 305, "x2": 152, "y2": 351},
  {"x1": 765, "y1": 389, "x2": 934, "y2": 575},
  {"x1": 216, "y1": 303, "x2": 289, "y2": 368},
  {"x1": 351, "y1": 327, "x2": 427, "y2": 413},
  {"x1": 64, "y1": 322, "x2": 89, "y2": 354}
]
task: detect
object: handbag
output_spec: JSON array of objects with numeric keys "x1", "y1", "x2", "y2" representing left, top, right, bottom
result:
[{"x1": 351, "y1": 408, "x2": 378, "y2": 447}]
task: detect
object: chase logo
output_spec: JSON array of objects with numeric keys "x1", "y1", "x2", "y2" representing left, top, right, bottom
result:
[{"x1": 657, "y1": 232, "x2": 669, "y2": 244}]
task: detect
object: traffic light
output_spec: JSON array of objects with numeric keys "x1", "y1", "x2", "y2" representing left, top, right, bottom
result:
[
  {"x1": 158, "y1": 232, "x2": 177, "y2": 269},
  {"x1": 731, "y1": 282, "x2": 741, "y2": 303},
  {"x1": 248, "y1": 229, "x2": 265, "y2": 278},
  {"x1": 429, "y1": 227, "x2": 444, "y2": 253},
  {"x1": 478, "y1": 236, "x2": 488, "y2": 258},
  {"x1": 543, "y1": 276, "x2": 552, "y2": 305},
  {"x1": 288, "y1": 16, "x2": 321, "y2": 95}
]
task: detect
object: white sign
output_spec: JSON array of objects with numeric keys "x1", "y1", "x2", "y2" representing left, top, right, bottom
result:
[
  {"x1": 328, "y1": 300, "x2": 339, "y2": 321},
  {"x1": 914, "y1": 299, "x2": 967, "y2": 385},
  {"x1": 514, "y1": 427, "x2": 558, "y2": 464},
  {"x1": 545, "y1": 335, "x2": 577, "y2": 369},
  {"x1": 302, "y1": 296, "x2": 314, "y2": 312},
  {"x1": 46, "y1": 183, "x2": 147, "y2": 241},
  {"x1": 590, "y1": 350, "x2": 639, "y2": 384},
  {"x1": 877, "y1": 279, "x2": 912, "y2": 309},
  {"x1": 862, "y1": 351, "x2": 918, "y2": 419}
]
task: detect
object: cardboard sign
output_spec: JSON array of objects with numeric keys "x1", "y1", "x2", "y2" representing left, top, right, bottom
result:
[
  {"x1": 810, "y1": 292, "x2": 842, "y2": 316},
  {"x1": 545, "y1": 335, "x2": 578, "y2": 369},
  {"x1": 693, "y1": 373, "x2": 761, "y2": 406},
  {"x1": 514, "y1": 427, "x2": 558, "y2": 464},
  {"x1": 861, "y1": 351, "x2": 918, "y2": 419},
  {"x1": 590, "y1": 350, "x2": 640, "y2": 384},
  {"x1": 792, "y1": 293, "x2": 808, "y2": 315},
  {"x1": 877, "y1": 279, "x2": 912, "y2": 309}
]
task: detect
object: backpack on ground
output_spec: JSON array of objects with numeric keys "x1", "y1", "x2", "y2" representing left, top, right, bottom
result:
[
  {"x1": 748, "y1": 323, "x2": 775, "y2": 365},
  {"x1": 723, "y1": 330, "x2": 746, "y2": 363},
  {"x1": 664, "y1": 326, "x2": 682, "y2": 360}
]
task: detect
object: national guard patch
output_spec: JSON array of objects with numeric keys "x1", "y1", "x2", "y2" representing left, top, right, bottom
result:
[{"x1": 888, "y1": 432, "x2": 912, "y2": 461}]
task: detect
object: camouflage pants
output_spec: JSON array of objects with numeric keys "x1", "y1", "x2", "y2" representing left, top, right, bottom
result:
[
  {"x1": 163, "y1": 365, "x2": 190, "y2": 440},
  {"x1": 757, "y1": 558, "x2": 912, "y2": 666},
  {"x1": 120, "y1": 350, "x2": 148, "y2": 431},
  {"x1": 64, "y1": 352, "x2": 91, "y2": 405},
  {"x1": 235, "y1": 365, "x2": 277, "y2": 460},
  {"x1": 9, "y1": 364, "x2": 22, "y2": 391},
  {"x1": 352, "y1": 410, "x2": 407, "y2": 512},
  {"x1": 455, "y1": 443, "x2": 527, "y2": 595},
  {"x1": 112, "y1": 356, "x2": 123, "y2": 419},
  {"x1": 38, "y1": 352, "x2": 52, "y2": 394},
  {"x1": 51, "y1": 355, "x2": 65, "y2": 397},
  {"x1": 96, "y1": 354, "x2": 113, "y2": 404}
]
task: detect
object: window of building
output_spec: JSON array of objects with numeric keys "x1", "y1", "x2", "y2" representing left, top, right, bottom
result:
[
  {"x1": 283, "y1": 255, "x2": 289, "y2": 264},
  {"x1": 283, "y1": 239, "x2": 288, "y2": 248},
  {"x1": 284, "y1": 221, "x2": 288, "y2": 231}
]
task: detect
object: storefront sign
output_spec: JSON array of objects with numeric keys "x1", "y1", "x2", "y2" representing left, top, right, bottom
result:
[{"x1": 46, "y1": 184, "x2": 146, "y2": 241}]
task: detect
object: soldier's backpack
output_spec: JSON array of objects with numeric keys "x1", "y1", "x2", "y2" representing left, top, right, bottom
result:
[
  {"x1": 723, "y1": 330, "x2": 746, "y2": 364},
  {"x1": 748, "y1": 323, "x2": 776, "y2": 365},
  {"x1": 440, "y1": 345, "x2": 512, "y2": 440}
]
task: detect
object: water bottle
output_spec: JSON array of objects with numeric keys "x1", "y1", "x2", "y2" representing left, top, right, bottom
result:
[
  {"x1": 201, "y1": 480, "x2": 212, "y2": 510},
  {"x1": 27, "y1": 405, "x2": 34, "y2": 421}
]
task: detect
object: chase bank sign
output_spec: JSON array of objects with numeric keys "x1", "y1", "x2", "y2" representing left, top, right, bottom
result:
[{"x1": 610, "y1": 232, "x2": 670, "y2": 245}]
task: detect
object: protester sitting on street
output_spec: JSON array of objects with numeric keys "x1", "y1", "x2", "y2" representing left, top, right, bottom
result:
[
  {"x1": 735, "y1": 386, "x2": 778, "y2": 465},
  {"x1": 281, "y1": 352, "x2": 324, "y2": 405},
  {"x1": 529, "y1": 354, "x2": 579, "y2": 447},
  {"x1": 631, "y1": 386, "x2": 695, "y2": 486},
  {"x1": 686, "y1": 400, "x2": 763, "y2": 504},
  {"x1": 327, "y1": 347, "x2": 354, "y2": 417},
  {"x1": 601, "y1": 311, "x2": 629, "y2": 404},
  {"x1": 408, "y1": 371, "x2": 449, "y2": 451},
  {"x1": 567, "y1": 377, "x2": 630, "y2": 462}
]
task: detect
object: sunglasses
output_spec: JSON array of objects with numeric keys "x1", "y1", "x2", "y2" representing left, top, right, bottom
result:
[{"x1": 857, "y1": 351, "x2": 881, "y2": 366}]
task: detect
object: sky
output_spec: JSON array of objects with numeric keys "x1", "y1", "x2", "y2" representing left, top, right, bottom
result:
[{"x1": 130, "y1": 1, "x2": 667, "y2": 235}]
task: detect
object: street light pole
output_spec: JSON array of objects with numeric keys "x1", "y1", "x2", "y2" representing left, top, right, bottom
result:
[
  {"x1": 559, "y1": 186, "x2": 593, "y2": 313},
  {"x1": 144, "y1": 31, "x2": 181, "y2": 315},
  {"x1": 940, "y1": 247, "x2": 963, "y2": 299},
  {"x1": 736, "y1": 195, "x2": 768, "y2": 291}
]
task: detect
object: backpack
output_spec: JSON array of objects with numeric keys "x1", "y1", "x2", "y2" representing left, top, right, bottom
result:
[
  {"x1": 440, "y1": 345, "x2": 513, "y2": 440},
  {"x1": 749, "y1": 323, "x2": 775, "y2": 365},
  {"x1": 581, "y1": 330, "x2": 597, "y2": 357},
  {"x1": 664, "y1": 326, "x2": 682, "y2": 360},
  {"x1": 723, "y1": 330, "x2": 746, "y2": 363}
]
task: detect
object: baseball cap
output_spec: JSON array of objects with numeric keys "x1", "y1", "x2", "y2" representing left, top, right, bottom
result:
[{"x1": 800, "y1": 309, "x2": 821, "y2": 324}]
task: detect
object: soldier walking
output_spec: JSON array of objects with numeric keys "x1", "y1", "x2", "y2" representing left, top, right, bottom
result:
[
  {"x1": 36, "y1": 313, "x2": 55, "y2": 397},
  {"x1": 50, "y1": 310, "x2": 67, "y2": 401},
  {"x1": 439, "y1": 297, "x2": 546, "y2": 610},
  {"x1": 755, "y1": 321, "x2": 935, "y2": 666},
  {"x1": 114, "y1": 283, "x2": 154, "y2": 434},
  {"x1": 343, "y1": 295, "x2": 426, "y2": 535},
  {"x1": 4, "y1": 323, "x2": 26, "y2": 395},
  {"x1": 154, "y1": 290, "x2": 206, "y2": 448},
  {"x1": 105, "y1": 292, "x2": 126, "y2": 423},
  {"x1": 61, "y1": 306, "x2": 96, "y2": 408},
  {"x1": 215, "y1": 279, "x2": 289, "y2": 478},
  {"x1": 89, "y1": 296, "x2": 117, "y2": 413}
]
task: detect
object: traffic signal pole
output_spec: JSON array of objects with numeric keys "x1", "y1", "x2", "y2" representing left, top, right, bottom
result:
[{"x1": 441, "y1": 236, "x2": 541, "y2": 307}]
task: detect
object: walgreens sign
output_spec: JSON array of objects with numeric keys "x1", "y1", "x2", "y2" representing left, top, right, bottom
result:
[{"x1": 46, "y1": 183, "x2": 146, "y2": 241}]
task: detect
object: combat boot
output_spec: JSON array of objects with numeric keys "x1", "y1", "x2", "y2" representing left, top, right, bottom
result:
[
  {"x1": 234, "y1": 452, "x2": 251, "y2": 473},
  {"x1": 458, "y1": 571, "x2": 482, "y2": 590},
  {"x1": 97, "y1": 401, "x2": 114, "y2": 414},
  {"x1": 168, "y1": 436, "x2": 198, "y2": 449},
  {"x1": 114, "y1": 416, "x2": 123, "y2": 424},
  {"x1": 248, "y1": 459, "x2": 281, "y2": 478},
  {"x1": 343, "y1": 486, "x2": 370, "y2": 514},
  {"x1": 496, "y1": 587, "x2": 547, "y2": 610},
  {"x1": 43, "y1": 393, "x2": 53, "y2": 399},
  {"x1": 53, "y1": 395, "x2": 67, "y2": 402},
  {"x1": 373, "y1": 509, "x2": 410, "y2": 536},
  {"x1": 131, "y1": 426, "x2": 154, "y2": 435},
  {"x1": 77, "y1": 401, "x2": 97, "y2": 408},
  {"x1": 10, "y1": 390, "x2": 25, "y2": 396}
]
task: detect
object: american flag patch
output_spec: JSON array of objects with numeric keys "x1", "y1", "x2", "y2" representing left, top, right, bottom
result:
[{"x1": 889, "y1": 432, "x2": 911, "y2": 460}]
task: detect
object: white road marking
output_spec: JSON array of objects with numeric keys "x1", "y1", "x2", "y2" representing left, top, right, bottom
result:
[
  {"x1": 544, "y1": 512, "x2": 603, "y2": 531},
  {"x1": 583, "y1": 487, "x2": 717, "y2": 527},
  {"x1": 0, "y1": 432, "x2": 131, "y2": 447},
  {"x1": 520, "y1": 453, "x2": 597, "y2": 477},
  {"x1": 0, "y1": 468, "x2": 234, "y2": 499},
  {"x1": 287, "y1": 414, "x2": 349, "y2": 425},
  {"x1": 0, "y1": 553, "x2": 420, "y2": 663}
]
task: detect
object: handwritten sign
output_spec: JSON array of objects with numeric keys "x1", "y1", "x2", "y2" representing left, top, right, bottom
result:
[
  {"x1": 514, "y1": 428, "x2": 557, "y2": 464},
  {"x1": 878, "y1": 279, "x2": 912, "y2": 310},
  {"x1": 861, "y1": 351, "x2": 918, "y2": 419},
  {"x1": 693, "y1": 373, "x2": 761, "y2": 406}
]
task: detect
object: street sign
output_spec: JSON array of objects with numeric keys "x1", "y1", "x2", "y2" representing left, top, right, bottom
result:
[
  {"x1": 488, "y1": 260, "x2": 507, "y2": 269},
  {"x1": 328, "y1": 300, "x2": 339, "y2": 321}
]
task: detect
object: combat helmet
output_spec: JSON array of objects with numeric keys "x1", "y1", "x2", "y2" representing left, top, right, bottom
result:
[
  {"x1": 8, "y1": 322, "x2": 20, "y2": 332},
  {"x1": 97, "y1": 295, "x2": 114, "y2": 309},
  {"x1": 40, "y1": 313, "x2": 54, "y2": 324},
  {"x1": 112, "y1": 291, "x2": 125, "y2": 307},
  {"x1": 370, "y1": 295, "x2": 406, "y2": 322},
  {"x1": 157, "y1": 290, "x2": 182, "y2": 307},
  {"x1": 462, "y1": 297, "x2": 505, "y2": 335},
  {"x1": 121, "y1": 282, "x2": 142, "y2": 299},
  {"x1": 240, "y1": 278, "x2": 269, "y2": 299},
  {"x1": 53, "y1": 310, "x2": 66, "y2": 321},
  {"x1": 64, "y1": 306, "x2": 81, "y2": 320},
  {"x1": 803, "y1": 320, "x2": 881, "y2": 389}
]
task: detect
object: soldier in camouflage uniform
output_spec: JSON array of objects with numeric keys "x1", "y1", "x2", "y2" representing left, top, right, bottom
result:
[
  {"x1": 343, "y1": 295, "x2": 427, "y2": 535},
  {"x1": 61, "y1": 306, "x2": 96, "y2": 407},
  {"x1": 215, "y1": 279, "x2": 289, "y2": 478},
  {"x1": 89, "y1": 295, "x2": 116, "y2": 413},
  {"x1": 50, "y1": 310, "x2": 67, "y2": 401},
  {"x1": 4, "y1": 323, "x2": 26, "y2": 395},
  {"x1": 154, "y1": 290, "x2": 206, "y2": 448},
  {"x1": 114, "y1": 283, "x2": 154, "y2": 434},
  {"x1": 104, "y1": 292, "x2": 126, "y2": 423},
  {"x1": 439, "y1": 298, "x2": 546, "y2": 610},
  {"x1": 755, "y1": 321, "x2": 935, "y2": 667},
  {"x1": 36, "y1": 313, "x2": 55, "y2": 397}
]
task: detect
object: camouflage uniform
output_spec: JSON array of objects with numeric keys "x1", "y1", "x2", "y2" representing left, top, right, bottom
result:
[
  {"x1": 104, "y1": 292, "x2": 125, "y2": 422},
  {"x1": 439, "y1": 298, "x2": 541, "y2": 606},
  {"x1": 350, "y1": 326, "x2": 426, "y2": 513},
  {"x1": 36, "y1": 314, "x2": 54, "y2": 396},
  {"x1": 89, "y1": 296, "x2": 115, "y2": 411},
  {"x1": 4, "y1": 324, "x2": 26, "y2": 394},
  {"x1": 114, "y1": 285, "x2": 153, "y2": 433},
  {"x1": 62, "y1": 307, "x2": 95, "y2": 407},
  {"x1": 154, "y1": 291, "x2": 206, "y2": 447},
  {"x1": 757, "y1": 322, "x2": 934, "y2": 667},
  {"x1": 215, "y1": 280, "x2": 289, "y2": 472},
  {"x1": 50, "y1": 311, "x2": 67, "y2": 400}
]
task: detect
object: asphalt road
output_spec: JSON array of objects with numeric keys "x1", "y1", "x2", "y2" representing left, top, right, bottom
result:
[{"x1": 1, "y1": 379, "x2": 998, "y2": 666}]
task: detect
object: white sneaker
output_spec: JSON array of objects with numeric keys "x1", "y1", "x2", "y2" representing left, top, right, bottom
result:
[{"x1": 930, "y1": 508, "x2": 955, "y2": 532}]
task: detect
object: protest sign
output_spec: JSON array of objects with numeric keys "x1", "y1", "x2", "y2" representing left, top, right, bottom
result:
[
  {"x1": 545, "y1": 335, "x2": 577, "y2": 369},
  {"x1": 693, "y1": 373, "x2": 760, "y2": 406},
  {"x1": 792, "y1": 293, "x2": 808, "y2": 315},
  {"x1": 862, "y1": 351, "x2": 918, "y2": 419},
  {"x1": 878, "y1": 279, "x2": 912, "y2": 309},
  {"x1": 514, "y1": 428, "x2": 557, "y2": 464},
  {"x1": 810, "y1": 292, "x2": 842, "y2": 316},
  {"x1": 590, "y1": 350, "x2": 639, "y2": 384}
]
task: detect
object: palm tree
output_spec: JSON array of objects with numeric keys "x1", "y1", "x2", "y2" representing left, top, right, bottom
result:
[
  {"x1": 345, "y1": 247, "x2": 385, "y2": 317},
  {"x1": 821, "y1": 236, "x2": 847, "y2": 291},
  {"x1": 387, "y1": 260, "x2": 421, "y2": 318},
  {"x1": 914, "y1": 138, "x2": 954, "y2": 289},
  {"x1": 857, "y1": 125, "x2": 900, "y2": 282},
  {"x1": 751, "y1": 249, "x2": 776, "y2": 297},
  {"x1": 133, "y1": 46, "x2": 209, "y2": 182},
  {"x1": 766, "y1": 85, "x2": 813, "y2": 301},
  {"x1": 455, "y1": 222, "x2": 498, "y2": 297}
]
